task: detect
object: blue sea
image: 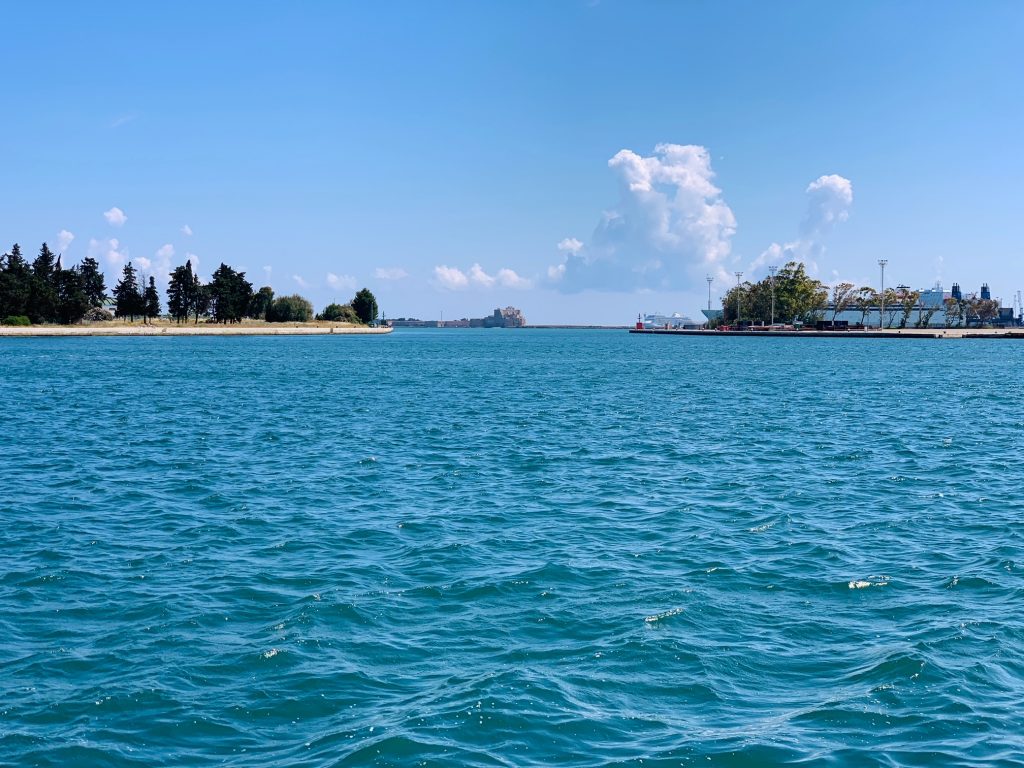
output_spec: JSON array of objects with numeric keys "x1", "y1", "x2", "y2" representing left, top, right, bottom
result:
[{"x1": 3, "y1": 330, "x2": 1024, "y2": 767}]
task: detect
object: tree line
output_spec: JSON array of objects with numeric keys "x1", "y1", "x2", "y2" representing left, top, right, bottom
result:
[
  {"x1": 1, "y1": 242, "x2": 379, "y2": 326},
  {"x1": 719, "y1": 261, "x2": 1002, "y2": 328}
]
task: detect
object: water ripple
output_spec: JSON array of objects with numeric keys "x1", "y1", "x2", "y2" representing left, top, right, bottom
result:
[{"x1": 2, "y1": 331, "x2": 1024, "y2": 765}]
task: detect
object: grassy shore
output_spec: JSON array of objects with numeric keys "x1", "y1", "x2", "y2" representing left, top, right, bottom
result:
[{"x1": 0, "y1": 319, "x2": 392, "y2": 337}]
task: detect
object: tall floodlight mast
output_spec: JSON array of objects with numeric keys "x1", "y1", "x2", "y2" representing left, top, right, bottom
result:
[
  {"x1": 734, "y1": 272, "x2": 743, "y2": 325},
  {"x1": 878, "y1": 260, "x2": 888, "y2": 329},
  {"x1": 768, "y1": 265, "x2": 778, "y2": 327}
]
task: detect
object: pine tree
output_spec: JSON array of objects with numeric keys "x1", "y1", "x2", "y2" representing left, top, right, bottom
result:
[
  {"x1": 167, "y1": 262, "x2": 189, "y2": 323},
  {"x1": 0, "y1": 244, "x2": 32, "y2": 318},
  {"x1": 351, "y1": 288, "x2": 379, "y2": 325},
  {"x1": 54, "y1": 267, "x2": 90, "y2": 324},
  {"x1": 209, "y1": 263, "x2": 253, "y2": 323},
  {"x1": 113, "y1": 262, "x2": 143, "y2": 321},
  {"x1": 78, "y1": 257, "x2": 108, "y2": 308},
  {"x1": 28, "y1": 243, "x2": 59, "y2": 323},
  {"x1": 143, "y1": 276, "x2": 161, "y2": 323},
  {"x1": 194, "y1": 283, "x2": 210, "y2": 323},
  {"x1": 249, "y1": 286, "x2": 274, "y2": 320}
]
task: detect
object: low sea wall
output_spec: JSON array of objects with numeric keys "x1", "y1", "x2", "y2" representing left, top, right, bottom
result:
[{"x1": 0, "y1": 324, "x2": 393, "y2": 337}]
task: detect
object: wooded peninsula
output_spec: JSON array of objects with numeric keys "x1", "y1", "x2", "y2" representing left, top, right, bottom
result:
[{"x1": 0, "y1": 243, "x2": 379, "y2": 327}]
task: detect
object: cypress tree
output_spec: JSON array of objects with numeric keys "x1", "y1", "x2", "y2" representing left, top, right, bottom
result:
[
  {"x1": 167, "y1": 263, "x2": 191, "y2": 323},
  {"x1": 143, "y1": 276, "x2": 161, "y2": 323},
  {"x1": 113, "y1": 262, "x2": 143, "y2": 321}
]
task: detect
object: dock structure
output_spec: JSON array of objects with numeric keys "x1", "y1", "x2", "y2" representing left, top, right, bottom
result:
[{"x1": 629, "y1": 328, "x2": 1024, "y2": 340}]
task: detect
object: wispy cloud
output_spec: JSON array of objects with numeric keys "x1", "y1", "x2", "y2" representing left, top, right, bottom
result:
[
  {"x1": 103, "y1": 207, "x2": 127, "y2": 227},
  {"x1": 181, "y1": 224, "x2": 193, "y2": 236},
  {"x1": 374, "y1": 267, "x2": 409, "y2": 280},
  {"x1": 110, "y1": 113, "x2": 138, "y2": 129},
  {"x1": 88, "y1": 237, "x2": 128, "y2": 268},
  {"x1": 292, "y1": 274, "x2": 310, "y2": 289},
  {"x1": 326, "y1": 272, "x2": 357, "y2": 291}
]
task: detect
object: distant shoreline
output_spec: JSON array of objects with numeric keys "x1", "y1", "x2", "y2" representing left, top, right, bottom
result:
[
  {"x1": 522, "y1": 325, "x2": 630, "y2": 330},
  {"x1": 630, "y1": 327, "x2": 1024, "y2": 339},
  {"x1": 0, "y1": 323, "x2": 392, "y2": 337}
]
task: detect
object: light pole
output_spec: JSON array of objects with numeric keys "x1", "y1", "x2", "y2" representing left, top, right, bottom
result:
[
  {"x1": 768, "y1": 265, "x2": 778, "y2": 326},
  {"x1": 734, "y1": 272, "x2": 743, "y2": 325},
  {"x1": 878, "y1": 259, "x2": 888, "y2": 329},
  {"x1": 706, "y1": 275, "x2": 713, "y2": 311}
]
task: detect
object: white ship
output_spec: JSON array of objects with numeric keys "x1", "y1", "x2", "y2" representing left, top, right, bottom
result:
[{"x1": 642, "y1": 312, "x2": 700, "y2": 329}]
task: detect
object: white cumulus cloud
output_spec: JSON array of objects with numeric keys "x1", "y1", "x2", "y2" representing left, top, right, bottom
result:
[
  {"x1": 57, "y1": 230, "x2": 75, "y2": 253},
  {"x1": 549, "y1": 143, "x2": 737, "y2": 292},
  {"x1": 469, "y1": 263, "x2": 496, "y2": 288},
  {"x1": 187, "y1": 252, "x2": 200, "y2": 269},
  {"x1": 750, "y1": 174, "x2": 854, "y2": 275},
  {"x1": 496, "y1": 268, "x2": 531, "y2": 289},
  {"x1": 557, "y1": 237, "x2": 583, "y2": 254},
  {"x1": 292, "y1": 274, "x2": 310, "y2": 289},
  {"x1": 434, "y1": 264, "x2": 531, "y2": 290},
  {"x1": 326, "y1": 272, "x2": 357, "y2": 291},
  {"x1": 103, "y1": 207, "x2": 127, "y2": 226},
  {"x1": 433, "y1": 265, "x2": 470, "y2": 290},
  {"x1": 181, "y1": 224, "x2": 193, "y2": 236},
  {"x1": 374, "y1": 267, "x2": 409, "y2": 280}
]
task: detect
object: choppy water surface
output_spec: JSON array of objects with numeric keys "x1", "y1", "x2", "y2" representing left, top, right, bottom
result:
[{"x1": 2, "y1": 330, "x2": 1024, "y2": 767}]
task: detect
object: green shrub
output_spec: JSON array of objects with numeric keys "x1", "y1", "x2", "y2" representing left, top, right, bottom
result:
[
  {"x1": 316, "y1": 302, "x2": 359, "y2": 323},
  {"x1": 267, "y1": 294, "x2": 313, "y2": 323},
  {"x1": 2, "y1": 315, "x2": 31, "y2": 326}
]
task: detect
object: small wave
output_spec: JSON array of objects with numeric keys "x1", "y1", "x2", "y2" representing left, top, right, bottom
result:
[
  {"x1": 645, "y1": 607, "x2": 684, "y2": 623},
  {"x1": 849, "y1": 577, "x2": 889, "y2": 589}
]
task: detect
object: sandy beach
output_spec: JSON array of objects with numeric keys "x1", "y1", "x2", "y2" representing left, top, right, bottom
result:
[{"x1": 0, "y1": 323, "x2": 393, "y2": 337}]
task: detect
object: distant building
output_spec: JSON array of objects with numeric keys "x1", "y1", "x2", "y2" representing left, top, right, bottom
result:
[
  {"x1": 387, "y1": 307, "x2": 526, "y2": 328},
  {"x1": 699, "y1": 282, "x2": 1019, "y2": 328},
  {"x1": 472, "y1": 307, "x2": 525, "y2": 327}
]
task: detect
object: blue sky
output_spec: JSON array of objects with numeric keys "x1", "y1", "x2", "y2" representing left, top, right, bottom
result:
[{"x1": 2, "y1": 1, "x2": 1022, "y2": 323}]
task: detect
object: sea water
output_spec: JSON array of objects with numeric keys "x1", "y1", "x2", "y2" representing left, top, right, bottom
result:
[{"x1": 2, "y1": 330, "x2": 1023, "y2": 766}]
